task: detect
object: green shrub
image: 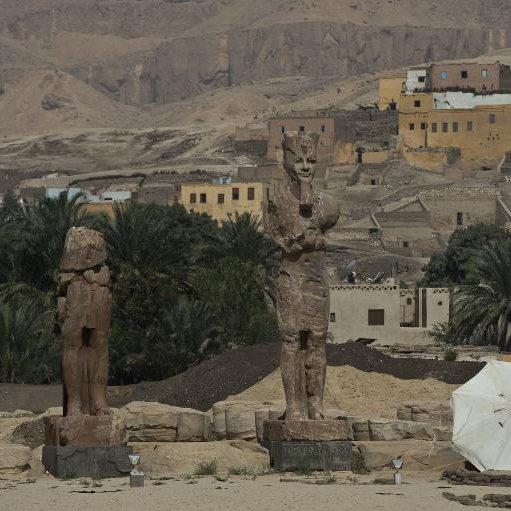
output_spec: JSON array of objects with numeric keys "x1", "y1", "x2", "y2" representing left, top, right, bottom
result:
[
  {"x1": 194, "y1": 459, "x2": 218, "y2": 476},
  {"x1": 444, "y1": 348, "x2": 458, "y2": 362}
]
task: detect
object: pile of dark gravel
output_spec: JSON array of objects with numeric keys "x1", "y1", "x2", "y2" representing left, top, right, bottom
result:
[{"x1": 0, "y1": 342, "x2": 485, "y2": 413}]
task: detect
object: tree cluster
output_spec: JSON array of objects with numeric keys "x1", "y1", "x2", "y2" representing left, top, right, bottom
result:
[
  {"x1": 422, "y1": 224, "x2": 511, "y2": 351},
  {"x1": 0, "y1": 192, "x2": 279, "y2": 384}
]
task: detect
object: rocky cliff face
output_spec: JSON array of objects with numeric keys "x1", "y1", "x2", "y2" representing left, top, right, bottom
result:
[
  {"x1": 2, "y1": 0, "x2": 511, "y2": 105},
  {"x1": 71, "y1": 22, "x2": 506, "y2": 105}
]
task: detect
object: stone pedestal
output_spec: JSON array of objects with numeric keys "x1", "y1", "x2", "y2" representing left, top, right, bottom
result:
[
  {"x1": 43, "y1": 416, "x2": 130, "y2": 478},
  {"x1": 130, "y1": 473, "x2": 145, "y2": 487},
  {"x1": 42, "y1": 445, "x2": 132, "y2": 478},
  {"x1": 262, "y1": 420, "x2": 353, "y2": 472}
]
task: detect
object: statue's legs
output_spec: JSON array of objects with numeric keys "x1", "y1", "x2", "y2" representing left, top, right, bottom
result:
[
  {"x1": 281, "y1": 333, "x2": 308, "y2": 420},
  {"x1": 305, "y1": 331, "x2": 327, "y2": 420},
  {"x1": 62, "y1": 329, "x2": 84, "y2": 416},
  {"x1": 88, "y1": 328, "x2": 111, "y2": 416}
]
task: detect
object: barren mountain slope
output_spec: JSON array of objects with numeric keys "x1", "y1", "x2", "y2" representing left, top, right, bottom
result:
[{"x1": 1, "y1": 0, "x2": 511, "y2": 104}]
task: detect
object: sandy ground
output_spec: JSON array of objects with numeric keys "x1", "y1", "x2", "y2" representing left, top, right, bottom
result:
[
  {"x1": 0, "y1": 473, "x2": 506, "y2": 511},
  {"x1": 230, "y1": 366, "x2": 458, "y2": 419}
]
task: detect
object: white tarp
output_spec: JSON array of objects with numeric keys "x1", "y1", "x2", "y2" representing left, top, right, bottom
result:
[{"x1": 452, "y1": 360, "x2": 511, "y2": 471}]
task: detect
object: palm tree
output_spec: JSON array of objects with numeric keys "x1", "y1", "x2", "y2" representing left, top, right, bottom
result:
[
  {"x1": 202, "y1": 212, "x2": 279, "y2": 284},
  {"x1": 0, "y1": 297, "x2": 58, "y2": 384},
  {"x1": 451, "y1": 240, "x2": 511, "y2": 350},
  {"x1": 148, "y1": 297, "x2": 223, "y2": 378},
  {"x1": 1, "y1": 190, "x2": 99, "y2": 293}
]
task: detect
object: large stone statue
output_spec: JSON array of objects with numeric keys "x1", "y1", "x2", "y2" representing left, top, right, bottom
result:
[
  {"x1": 57, "y1": 227, "x2": 112, "y2": 417},
  {"x1": 43, "y1": 227, "x2": 130, "y2": 478},
  {"x1": 266, "y1": 132, "x2": 340, "y2": 421}
]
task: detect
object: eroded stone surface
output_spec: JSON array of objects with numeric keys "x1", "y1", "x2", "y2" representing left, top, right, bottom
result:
[
  {"x1": 0, "y1": 443, "x2": 32, "y2": 474},
  {"x1": 131, "y1": 441, "x2": 270, "y2": 475},
  {"x1": 263, "y1": 420, "x2": 353, "y2": 442},
  {"x1": 355, "y1": 440, "x2": 464, "y2": 472},
  {"x1": 117, "y1": 401, "x2": 210, "y2": 442},
  {"x1": 266, "y1": 132, "x2": 339, "y2": 421}
]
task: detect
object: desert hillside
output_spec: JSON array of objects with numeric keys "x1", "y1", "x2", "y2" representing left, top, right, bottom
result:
[{"x1": 2, "y1": 0, "x2": 511, "y2": 107}]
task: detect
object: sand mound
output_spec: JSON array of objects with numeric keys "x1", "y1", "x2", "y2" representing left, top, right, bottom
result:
[{"x1": 228, "y1": 366, "x2": 458, "y2": 419}]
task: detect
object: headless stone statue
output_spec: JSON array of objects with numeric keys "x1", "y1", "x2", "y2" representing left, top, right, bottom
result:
[
  {"x1": 57, "y1": 227, "x2": 112, "y2": 417},
  {"x1": 267, "y1": 132, "x2": 340, "y2": 421}
]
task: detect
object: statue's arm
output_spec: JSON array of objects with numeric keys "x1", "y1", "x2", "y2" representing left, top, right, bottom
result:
[{"x1": 266, "y1": 201, "x2": 305, "y2": 255}]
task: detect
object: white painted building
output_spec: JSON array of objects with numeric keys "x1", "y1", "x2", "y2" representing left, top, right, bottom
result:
[
  {"x1": 405, "y1": 69, "x2": 428, "y2": 93},
  {"x1": 328, "y1": 284, "x2": 450, "y2": 346}
]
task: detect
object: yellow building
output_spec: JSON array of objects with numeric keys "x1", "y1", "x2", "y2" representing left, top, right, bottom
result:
[
  {"x1": 180, "y1": 182, "x2": 268, "y2": 222},
  {"x1": 399, "y1": 91, "x2": 511, "y2": 167},
  {"x1": 378, "y1": 75, "x2": 406, "y2": 111}
]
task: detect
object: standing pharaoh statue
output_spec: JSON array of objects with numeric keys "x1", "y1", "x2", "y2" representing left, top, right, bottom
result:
[
  {"x1": 57, "y1": 227, "x2": 112, "y2": 417},
  {"x1": 267, "y1": 132, "x2": 340, "y2": 421}
]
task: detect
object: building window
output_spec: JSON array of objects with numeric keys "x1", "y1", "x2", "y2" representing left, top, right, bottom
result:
[
  {"x1": 442, "y1": 122, "x2": 448, "y2": 133},
  {"x1": 218, "y1": 193, "x2": 225, "y2": 204},
  {"x1": 461, "y1": 70, "x2": 468, "y2": 79},
  {"x1": 403, "y1": 241, "x2": 409, "y2": 248},
  {"x1": 438, "y1": 301, "x2": 443, "y2": 306},
  {"x1": 453, "y1": 122, "x2": 459, "y2": 133},
  {"x1": 281, "y1": 126, "x2": 285, "y2": 134},
  {"x1": 370, "y1": 179, "x2": 376, "y2": 185},
  {"x1": 467, "y1": 121, "x2": 473, "y2": 131},
  {"x1": 490, "y1": 113, "x2": 496, "y2": 124},
  {"x1": 420, "y1": 122, "x2": 426, "y2": 130},
  {"x1": 482, "y1": 69, "x2": 489, "y2": 78},
  {"x1": 407, "y1": 298, "x2": 413, "y2": 305},
  {"x1": 321, "y1": 125, "x2": 326, "y2": 133},
  {"x1": 457, "y1": 212, "x2": 464, "y2": 226},
  {"x1": 232, "y1": 188, "x2": 239, "y2": 200},
  {"x1": 247, "y1": 187, "x2": 255, "y2": 200},
  {"x1": 418, "y1": 75, "x2": 426, "y2": 83},
  {"x1": 299, "y1": 126, "x2": 305, "y2": 132},
  {"x1": 330, "y1": 313, "x2": 336, "y2": 323},
  {"x1": 440, "y1": 71, "x2": 448, "y2": 80},
  {"x1": 409, "y1": 123, "x2": 415, "y2": 131},
  {"x1": 200, "y1": 193, "x2": 207, "y2": 204},
  {"x1": 414, "y1": 100, "x2": 421, "y2": 107},
  {"x1": 368, "y1": 309, "x2": 385, "y2": 326},
  {"x1": 431, "y1": 123, "x2": 438, "y2": 133},
  {"x1": 190, "y1": 193, "x2": 197, "y2": 204}
]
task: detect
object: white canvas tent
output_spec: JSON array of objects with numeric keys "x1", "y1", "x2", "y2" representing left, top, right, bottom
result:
[{"x1": 452, "y1": 360, "x2": 511, "y2": 471}]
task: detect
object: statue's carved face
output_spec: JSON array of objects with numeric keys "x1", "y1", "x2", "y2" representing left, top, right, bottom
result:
[
  {"x1": 282, "y1": 132, "x2": 319, "y2": 212},
  {"x1": 282, "y1": 132, "x2": 319, "y2": 184}
]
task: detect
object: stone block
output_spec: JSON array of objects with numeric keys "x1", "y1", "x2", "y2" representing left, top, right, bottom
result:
[
  {"x1": 130, "y1": 441, "x2": 270, "y2": 475},
  {"x1": 44, "y1": 415, "x2": 128, "y2": 447},
  {"x1": 263, "y1": 420, "x2": 353, "y2": 442},
  {"x1": 177, "y1": 411, "x2": 211, "y2": 442},
  {"x1": 255, "y1": 409, "x2": 270, "y2": 442},
  {"x1": 0, "y1": 443, "x2": 32, "y2": 474},
  {"x1": 397, "y1": 401, "x2": 452, "y2": 426},
  {"x1": 42, "y1": 445, "x2": 132, "y2": 478},
  {"x1": 225, "y1": 403, "x2": 257, "y2": 441},
  {"x1": 368, "y1": 419, "x2": 434, "y2": 441},
  {"x1": 266, "y1": 441, "x2": 352, "y2": 471},
  {"x1": 355, "y1": 440, "x2": 464, "y2": 472},
  {"x1": 117, "y1": 401, "x2": 209, "y2": 442},
  {"x1": 130, "y1": 473, "x2": 145, "y2": 487}
]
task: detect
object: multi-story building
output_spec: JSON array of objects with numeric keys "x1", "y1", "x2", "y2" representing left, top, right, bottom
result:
[
  {"x1": 399, "y1": 91, "x2": 511, "y2": 165},
  {"x1": 428, "y1": 62, "x2": 511, "y2": 93},
  {"x1": 378, "y1": 74, "x2": 406, "y2": 111},
  {"x1": 180, "y1": 181, "x2": 268, "y2": 223}
]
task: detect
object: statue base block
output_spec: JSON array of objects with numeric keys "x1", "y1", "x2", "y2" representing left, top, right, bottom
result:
[
  {"x1": 263, "y1": 420, "x2": 353, "y2": 442},
  {"x1": 42, "y1": 445, "x2": 133, "y2": 478},
  {"x1": 262, "y1": 440, "x2": 352, "y2": 471},
  {"x1": 44, "y1": 415, "x2": 128, "y2": 447},
  {"x1": 262, "y1": 420, "x2": 353, "y2": 471}
]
